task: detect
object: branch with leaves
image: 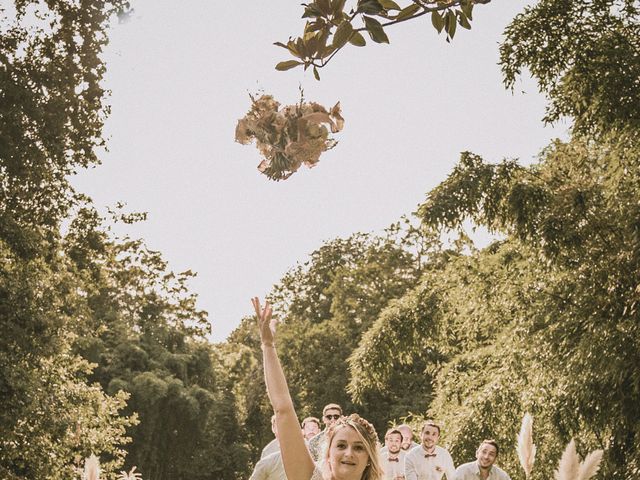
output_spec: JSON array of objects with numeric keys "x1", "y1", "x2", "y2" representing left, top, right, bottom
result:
[{"x1": 274, "y1": 0, "x2": 491, "y2": 79}]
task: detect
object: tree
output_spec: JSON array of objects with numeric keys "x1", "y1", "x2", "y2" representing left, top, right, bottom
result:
[
  {"x1": 0, "y1": 231, "x2": 135, "y2": 480},
  {"x1": 66, "y1": 206, "x2": 251, "y2": 480},
  {"x1": 500, "y1": 0, "x2": 640, "y2": 137}
]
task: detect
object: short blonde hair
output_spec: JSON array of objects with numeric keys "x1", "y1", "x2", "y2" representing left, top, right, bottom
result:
[{"x1": 322, "y1": 403, "x2": 343, "y2": 416}]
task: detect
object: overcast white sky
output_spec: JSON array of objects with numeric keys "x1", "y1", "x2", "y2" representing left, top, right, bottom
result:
[{"x1": 72, "y1": 1, "x2": 567, "y2": 343}]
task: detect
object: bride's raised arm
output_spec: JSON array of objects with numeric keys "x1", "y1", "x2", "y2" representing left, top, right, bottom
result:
[{"x1": 252, "y1": 297, "x2": 316, "y2": 480}]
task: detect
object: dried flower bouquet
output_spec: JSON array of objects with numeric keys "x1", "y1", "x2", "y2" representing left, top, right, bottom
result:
[{"x1": 235, "y1": 93, "x2": 344, "y2": 180}]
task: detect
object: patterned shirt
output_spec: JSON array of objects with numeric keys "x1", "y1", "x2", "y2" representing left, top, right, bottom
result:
[
  {"x1": 308, "y1": 431, "x2": 326, "y2": 462},
  {"x1": 404, "y1": 445, "x2": 456, "y2": 480}
]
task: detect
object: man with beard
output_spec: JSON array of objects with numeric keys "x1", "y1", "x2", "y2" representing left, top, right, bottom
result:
[
  {"x1": 404, "y1": 420, "x2": 456, "y2": 480},
  {"x1": 380, "y1": 428, "x2": 406, "y2": 480},
  {"x1": 454, "y1": 440, "x2": 511, "y2": 480}
]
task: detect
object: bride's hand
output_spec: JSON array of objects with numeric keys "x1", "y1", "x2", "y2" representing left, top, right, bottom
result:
[{"x1": 252, "y1": 297, "x2": 275, "y2": 347}]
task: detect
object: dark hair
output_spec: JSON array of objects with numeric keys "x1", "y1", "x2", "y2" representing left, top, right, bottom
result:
[
  {"x1": 385, "y1": 428, "x2": 403, "y2": 440},
  {"x1": 421, "y1": 420, "x2": 441, "y2": 435},
  {"x1": 479, "y1": 439, "x2": 500, "y2": 455}
]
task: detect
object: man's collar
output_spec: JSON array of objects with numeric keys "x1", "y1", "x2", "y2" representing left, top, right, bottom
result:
[{"x1": 475, "y1": 462, "x2": 493, "y2": 476}]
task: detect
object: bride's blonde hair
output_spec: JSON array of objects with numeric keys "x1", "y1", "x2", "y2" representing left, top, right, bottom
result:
[{"x1": 320, "y1": 413, "x2": 382, "y2": 480}]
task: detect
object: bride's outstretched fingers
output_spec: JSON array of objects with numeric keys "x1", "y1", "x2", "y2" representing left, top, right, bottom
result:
[{"x1": 252, "y1": 297, "x2": 275, "y2": 346}]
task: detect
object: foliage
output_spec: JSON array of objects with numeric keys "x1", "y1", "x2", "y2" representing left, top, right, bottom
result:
[
  {"x1": 268, "y1": 229, "x2": 424, "y2": 433},
  {"x1": 0, "y1": 234, "x2": 135, "y2": 480},
  {"x1": 500, "y1": 0, "x2": 640, "y2": 137},
  {"x1": 274, "y1": 0, "x2": 491, "y2": 77},
  {"x1": 235, "y1": 93, "x2": 344, "y2": 180},
  {"x1": 66, "y1": 206, "x2": 250, "y2": 480},
  {"x1": 0, "y1": 0, "x2": 130, "y2": 247}
]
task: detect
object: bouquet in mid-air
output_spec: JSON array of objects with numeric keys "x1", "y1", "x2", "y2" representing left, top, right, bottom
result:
[{"x1": 235, "y1": 93, "x2": 344, "y2": 181}]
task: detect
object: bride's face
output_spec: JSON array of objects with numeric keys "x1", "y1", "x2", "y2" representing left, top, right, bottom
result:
[{"x1": 328, "y1": 426, "x2": 369, "y2": 480}]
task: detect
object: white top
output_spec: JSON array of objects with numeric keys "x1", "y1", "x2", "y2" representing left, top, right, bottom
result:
[
  {"x1": 250, "y1": 451, "x2": 287, "y2": 480},
  {"x1": 261, "y1": 438, "x2": 280, "y2": 459},
  {"x1": 404, "y1": 445, "x2": 456, "y2": 480},
  {"x1": 454, "y1": 461, "x2": 511, "y2": 480},
  {"x1": 380, "y1": 449, "x2": 407, "y2": 480}
]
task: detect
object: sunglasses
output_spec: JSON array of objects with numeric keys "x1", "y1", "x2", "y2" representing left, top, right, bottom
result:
[{"x1": 324, "y1": 414, "x2": 341, "y2": 420}]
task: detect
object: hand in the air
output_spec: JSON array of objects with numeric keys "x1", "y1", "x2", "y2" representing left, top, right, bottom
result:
[{"x1": 252, "y1": 297, "x2": 275, "y2": 347}]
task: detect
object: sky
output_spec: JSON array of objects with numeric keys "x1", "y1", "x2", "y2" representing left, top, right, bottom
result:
[{"x1": 71, "y1": 1, "x2": 568, "y2": 343}]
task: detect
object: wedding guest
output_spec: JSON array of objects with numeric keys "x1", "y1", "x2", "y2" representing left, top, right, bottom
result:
[
  {"x1": 404, "y1": 420, "x2": 455, "y2": 480},
  {"x1": 454, "y1": 440, "x2": 510, "y2": 480},
  {"x1": 380, "y1": 428, "x2": 406, "y2": 480},
  {"x1": 308, "y1": 403, "x2": 343, "y2": 461},
  {"x1": 250, "y1": 451, "x2": 287, "y2": 480},
  {"x1": 302, "y1": 416, "x2": 321, "y2": 441},
  {"x1": 397, "y1": 424, "x2": 420, "y2": 451},
  {"x1": 261, "y1": 414, "x2": 280, "y2": 459}
]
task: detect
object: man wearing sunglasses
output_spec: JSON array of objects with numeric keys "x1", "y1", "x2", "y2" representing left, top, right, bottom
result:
[{"x1": 308, "y1": 403, "x2": 343, "y2": 461}]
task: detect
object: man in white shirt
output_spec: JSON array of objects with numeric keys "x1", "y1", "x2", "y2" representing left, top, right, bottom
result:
[
  {"x1": 404, "y1": 420, "x2": 456, "y2": 480},
  {"x1": 380, "y1": 428, "x2": 406, "y2": 480},
  {"x1": 261, "y1": 415, "x2": 280, "y2": 459},
  {"x1": 454, "y1": 440, "x2": 510, "y2": 480},
  {"x1": 250, "y1": 451, "x2": 287, "y2": 480}
]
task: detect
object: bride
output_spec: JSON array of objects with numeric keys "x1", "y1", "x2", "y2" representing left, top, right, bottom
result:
[{"x1": 252, "y1": 297, "x2": 383, "y2": 480}]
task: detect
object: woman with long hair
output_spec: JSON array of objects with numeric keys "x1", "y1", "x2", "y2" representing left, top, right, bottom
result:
[{"x1": 252, "y1": 297, "x2": 383, "y2": 480}]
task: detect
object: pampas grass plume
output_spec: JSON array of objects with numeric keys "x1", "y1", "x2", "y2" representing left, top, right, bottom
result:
[
  {"x1": 555, "y1": 439, "x2": 580, "y2": 480},
  {"x1": 83, "y1": 454, "x2": 100, "y2": 480},
  {"x1": 578, "y1": 449, "x2": 604, "y2": 480},
  {"x1": 517, "y1": 412, "x2": 536, "y2": 478}
]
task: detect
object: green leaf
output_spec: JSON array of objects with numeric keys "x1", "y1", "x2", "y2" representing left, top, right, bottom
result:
[
  {"x1": 357, "y1": 0, "x2": 383, "y2": 15},
  {"x1": 332, "y1": 0, "x2": 347, "y2": 16},
  {"x1": 461, "y1": 2, "x2": 473, "y2": 20},
  {"x1": 378, "y1": 0, "x2": 401, "y2": 10},
  {"x1": 458, "y1": 12, "x2": 471, "y2": 30},
  {"x1": 313, "y1": 66, "x2": 321, "y2": 81},
  {"x1": 275, "y1": 60, "x2": 303, "y2": 71},
  {"x1": 302, "y1": 4, "x2": 323, "y2": 18},
  {"x1": 446, "y1": 10, "x2": 457, "y2": 39},
  {"x1": 431, "y1": 11, "x2": 445, "y2": 33},
  {"x1": 332, "y1": 21, "x2": 354, "y2": 49},
  {"x1": 363, "y1": 16, "x2": 389, "y2": 44},
  {"x1": 348, "y1": 31, "x2": 367, "y2": 46},
  {"x1": 316, "y1": 0, "x2": 332, "y2": 16},
  {"x1": 395, "y1": 3, "x2": 420, "y2": 21}
]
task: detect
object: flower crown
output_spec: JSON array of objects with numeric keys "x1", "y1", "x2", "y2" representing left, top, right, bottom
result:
[{"x1": 330, "y1": 413, "x2": 378, "y2": 444}]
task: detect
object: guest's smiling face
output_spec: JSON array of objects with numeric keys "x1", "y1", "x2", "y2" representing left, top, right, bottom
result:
[
  {"x1": 476, "y1": 443, "x2": 498, "y2": 469},
  {"x1": 385, "y1": 432, "x2": 402, "y2": 455},
  {"x1": 421, "y1": 425, "x2": 439, "y2": 450},
  {"x1": 323, "y1": 408, "x2": 342, "y2": 428}
]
